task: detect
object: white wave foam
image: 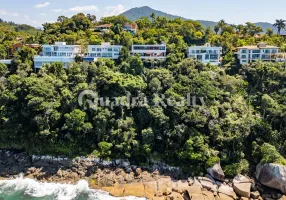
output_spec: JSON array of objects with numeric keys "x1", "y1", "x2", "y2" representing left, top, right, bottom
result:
[{"x1": 0, "y1": 175, "x2": 146, "y2": 200}]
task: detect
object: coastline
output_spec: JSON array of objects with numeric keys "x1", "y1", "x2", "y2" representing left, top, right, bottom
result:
[{"x1": 0, "y1": 150, "x2": 286, "y2": 200}]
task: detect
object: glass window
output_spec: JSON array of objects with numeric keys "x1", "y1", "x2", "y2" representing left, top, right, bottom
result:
[
  {"x1": 241, "y1": 55, "x2": 247, "y2": 59},
  {"x1": 252, "y1": 54, "x2": 260, "y2": 59},
  {"x1": 252, "y1": 50, "x2": 260, "y2": 53},
  {"x1": 210, "y1": 55, "x2": 219, "y2": 60},
  {"x1": 241, "y1": 49, "x2": 247, "y2": 53},
  {"x1": 205, "y1": 54, "x2": 210, "y2": 60}
]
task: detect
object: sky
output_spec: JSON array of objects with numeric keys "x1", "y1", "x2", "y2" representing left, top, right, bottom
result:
[{"x1": 0, "y1": 0, "x2": 285, "y2": 27}]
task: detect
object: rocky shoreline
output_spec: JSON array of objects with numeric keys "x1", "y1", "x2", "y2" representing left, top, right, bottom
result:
[{"x1": 0, "y1": 150, "x2": 286, "y2": 200}]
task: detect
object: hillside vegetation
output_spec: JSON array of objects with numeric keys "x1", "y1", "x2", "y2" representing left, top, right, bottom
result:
[{"x1": 0, "y1": 13, "x2": 285, "y2": 176}]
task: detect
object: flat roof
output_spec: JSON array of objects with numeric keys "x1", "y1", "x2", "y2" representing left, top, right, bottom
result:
[{"x1": 237, "y1": 45, "x2": 279, "y2": 49}]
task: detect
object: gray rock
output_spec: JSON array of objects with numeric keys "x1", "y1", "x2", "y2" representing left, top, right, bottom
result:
[
  {"x1": 256, "y1": 163, "x2": 286, "y2": 194},
  {"x1": 218, "y1": 184, "x2": 237, "y2": 199},
  {"x1": 207, "y1": 162, "x2": 225, "y2": 181},
  {"x1": 233, "y1": 174, "x2": 251, "y2": 184},
  {"x1": 233, "y1": 182, "x2": 251, "y2": 198}
]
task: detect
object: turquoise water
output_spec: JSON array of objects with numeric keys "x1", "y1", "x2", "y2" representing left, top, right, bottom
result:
[{"x1": 0, "y1": 176, "x2": 145, "y2": 200}]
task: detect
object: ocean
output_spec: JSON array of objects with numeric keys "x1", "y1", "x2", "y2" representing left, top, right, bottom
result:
[{"x1": 0, "y1": 175, "x2": 146, "y2": 200}]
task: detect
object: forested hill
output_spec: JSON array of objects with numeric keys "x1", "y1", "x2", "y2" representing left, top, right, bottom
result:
[
  {"x1": 0, "y1": 18, "x2": 41, "y2": 35},
  {"x1": 120, "y1": 6, "x2": 275, "y2": 32},
  {"x1": 0, "y1": 13, "x2": 286, "y2": 176}
]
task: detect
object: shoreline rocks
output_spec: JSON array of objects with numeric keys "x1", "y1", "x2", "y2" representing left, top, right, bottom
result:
[{"x1": 1, "y1": 150, "x2": 286, "y2": 199}]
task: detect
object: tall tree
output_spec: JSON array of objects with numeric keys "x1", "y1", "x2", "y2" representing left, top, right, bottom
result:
[{"x1": 273, "y1": 19, "x2": 286, "y2": 35}]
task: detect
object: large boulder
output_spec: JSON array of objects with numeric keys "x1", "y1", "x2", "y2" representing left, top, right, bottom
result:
[
  {"x1": 218, "y1": 185, "x2": 237, "y2": 199},
  {"x1": 233, "y1": 174, "x2": 251, "y2": 184},
  {"x1": 256, "y1": 163, "x2": 286, "y2": 194},
  {"x1": 233, "y1": 182, "x2": 251, "y2": 198},
  {"x1": 207, "y1": 162, "x2": 225, "y2": 181}
]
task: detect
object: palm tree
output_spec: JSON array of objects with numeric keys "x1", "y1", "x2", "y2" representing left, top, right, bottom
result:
[
  {"x1": 273, "y1": 19, "x2": 286, "y2": 35},
  {"x1": 216, "y1": 19, "x2": 227, "y2": 35},
  {"x1": 150, "y1": 12, "x2": 156, "y2": 23},
  {"x1": 214, "y1": 24, "x2": 220, "y2": 34},
  {"x1": 217, "y1": 20, "x2": 226, "y2": 29}
]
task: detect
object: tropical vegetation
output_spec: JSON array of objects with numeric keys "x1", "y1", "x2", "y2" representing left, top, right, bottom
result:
[{"x1": 0, "y1": 14, "x2": 285, "y2": 176}]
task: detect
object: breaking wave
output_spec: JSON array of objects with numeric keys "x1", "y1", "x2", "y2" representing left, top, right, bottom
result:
[{"x1": 0, "y1": 175, "x2": 146, "y2": 200}]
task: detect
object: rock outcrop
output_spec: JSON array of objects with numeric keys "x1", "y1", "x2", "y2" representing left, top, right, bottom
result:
[
  {"x1": 256, "y1": 163, "x2": 286, "y2": 194},
  {"x1": 207, "y1": 162, "x2": 225, "y2": 181},
  {"x1": 1, "y1": 150, "x2": 286, "y2": 200}
]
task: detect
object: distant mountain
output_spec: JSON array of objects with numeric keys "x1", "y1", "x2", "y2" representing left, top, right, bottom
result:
[
  {"x1": 120, "y1": 6, "x2": 276, "y2": 33},
  {"x1": 121, "y1": 6, "x2": 188, "y2": 21}
]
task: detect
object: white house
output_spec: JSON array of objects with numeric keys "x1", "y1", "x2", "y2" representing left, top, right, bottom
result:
[
  {"x1": 188, "y1": 43, "x2": 222, "y2": 65},
  {"x1": 0, "y1": 60, "x2": 12, "y2": 65},
  {"x1": 123, "y1": 23, "x2": 137, "y2": 34},
  {"x1": 84, "y1": 43, "x2": 123, "y2": 61},
  {"x1": 95, "y1": 24, "x2": 112, "y2": 32},
  {"x1": 236, "y1": 43, "x2": 279, "y2": 65},
  {"x1": 131, "y1": 44, "x2": 167, "y2": 59},
  {"x1": 34, "y1": 42, "x2": 81, "y2": 69}
]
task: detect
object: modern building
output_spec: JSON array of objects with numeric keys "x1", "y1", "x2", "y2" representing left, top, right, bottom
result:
[
  {"x1": 188, "y1": 43, "x2": 222, "y2": 65},
  {"x1": 236, "y1": 43, "x2": 279, "y2": 64},
  {"x1": 95, "y1": 24, "x2": 112, "y2": 32},
  {"x1": 33, "y1": 42, "x2": 81, "y2": 69},
  {"x1": 131, "y1": 44, "x2": 167, "y2": 59},
  {"x1": 0, "y1": 60, "x2": 12, "y2": 65},
  {"x1": 84, "y1": 43, "x2": 123, "y2": 61},
  {"x1": 95, "y1": 23, "x2": 137, "y2": 34}
]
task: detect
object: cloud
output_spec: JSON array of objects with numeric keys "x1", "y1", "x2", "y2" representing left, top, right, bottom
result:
[
  {"x1": 40, "y1": 13, "x2": 47, "y2": 16},
  {"x1": 51, "y1": 9, "x2": 62, "y2": 12},
  {"x1": 0, "y1": 10, "x2": 19, "y2": 17},
  {"x1": 104, "y1": 4, "x2": 125, "y2": 17},
  {"x1": 68, "y1": 5, "x2": 99, "y2": 12},
  {"x1": 35, "y1": 2, "x2": 50, "y2": 8},
  {"x1": 24, "y1": 15, "x2": 30, "y2": 20}
]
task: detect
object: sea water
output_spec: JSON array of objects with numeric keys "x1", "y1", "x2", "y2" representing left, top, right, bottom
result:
[{"x1": 0, "y1": 175, "x2": 146, "y2": 200}]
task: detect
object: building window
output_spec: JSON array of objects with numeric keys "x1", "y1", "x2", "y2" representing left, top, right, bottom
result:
[
  {"x1": 205, "y1": 54, "x2": 210, "y2": 60},
  {"x1": 210, "y1": 55, "x2": 219, "y2": 60},
  {"x1": 241, "y1": 49, "x2": 247, "y2": 53},
  {"x1": 241, "y1": 60, "x2": 247, "y2": 63},
  {"x1": 272, "y1": 49, "x2": 278, "y2": 53},
  {"x1": 252, "y1": 50, "x2": 261, "y2": 53},
  {"x1": 252, "y1": 54, "x2": 260, "y2": 59},
  {"x1": 241, "y1": 55, "x2": 247, "y2": 59}
]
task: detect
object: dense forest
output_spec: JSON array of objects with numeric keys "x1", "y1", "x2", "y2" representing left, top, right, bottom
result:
[{"x1": 0, "y1": 13, "x2": 285, "y2": 176}]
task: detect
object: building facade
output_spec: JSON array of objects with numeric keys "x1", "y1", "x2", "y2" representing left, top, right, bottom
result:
[
  {"x1": 188, "y1": 43, "x2": 222, "y2": 65},
  {"x1": 95, "y1": 24, "x2": 112, "y2": 32},
  {"x1": 236, "y1": 43, "x2": 279, "y2": 64},
  {"x1": 95, "y1": 23, "x2": 137, "y2": 34},
  {"x1": 84, "y1": 43, "x2": 123, "y2": 61},
  {"x1": 34, "y1": 42, "x2": 81, "y2": 69},
  {"x1": 123, "y1": 23, "x2": 137, "y2": 34},
  {"x1": 0, "y1": 60, "x2": 12, "y2": 65},
  {"x1": 131, "y1": 44, "x2": 167, "y2": 59}
]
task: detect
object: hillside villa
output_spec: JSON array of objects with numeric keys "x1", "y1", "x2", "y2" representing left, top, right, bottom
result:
[
  {"x1": 131, "y1": 44, "x2": 167, "y2": 59},
  {"x1": 236, "y1": 42, "x2": 279, "y2": 64},
  {"x1": 95, "y1": 23, "x2": 137, "y2": 34},
  {"x1": 188, "y1": 43, "x2": 222, "y2": 65},
  {"x1": 83, "y1": 43, "x2": 123, "y2": 62},
  {"x1": 33, "y1": 42, "x2": 81, "y2": 69}
]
